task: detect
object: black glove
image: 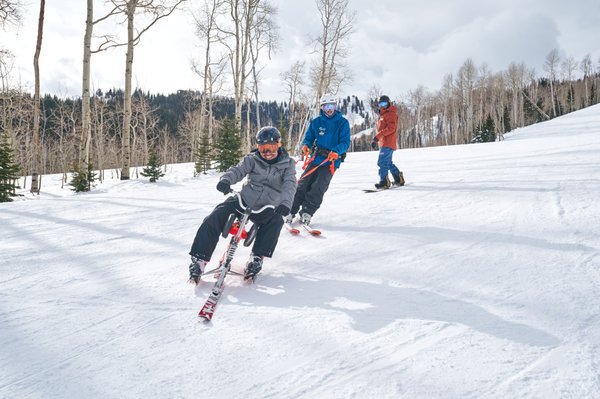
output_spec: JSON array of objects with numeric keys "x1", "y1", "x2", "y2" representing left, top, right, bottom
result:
[
  {"x1": 275, "y1": 204, "x2": 290, "y2": 217},
  {"x1": 216, "y1": 180, "x2": 231, "y2": 195},
  {"x1": 371, "y1": 138, "x2": 378, "y2": 150}
]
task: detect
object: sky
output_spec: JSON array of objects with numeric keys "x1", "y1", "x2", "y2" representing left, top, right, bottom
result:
[
  {"x1": 1, "y1": 103, "x2": 600, "y2": 398},
  {"x1": 1, "y1": 0, "x2": 600, "y2": 101}
]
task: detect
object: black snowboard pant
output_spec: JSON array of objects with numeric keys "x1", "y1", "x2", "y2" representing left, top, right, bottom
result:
[
  {"x1": 291, "y1": 163, "x2": 334, "y2": 217},
  {"x1": 189, "y1": 196, "x2": 284, "y2": 262}
]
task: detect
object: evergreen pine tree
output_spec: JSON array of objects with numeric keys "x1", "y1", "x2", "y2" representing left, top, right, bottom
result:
[
  {"x1": 472, "y1": 115, "x2": 496, "y2": 143},
  {"x1": 0, "y1": 132, "x2": 21, "y2": 202},
  {"x1": 214, "y1": 117, "x2": 243, "y2": 172},
  {"x1": 503, "y1": 106, "x2": 511, "y2": 133},
  {"x1": 141, "y1": 151, "x2": 165, "y2": 182},
  {"x1": 471, "y1": 125, "x2": 484, "y2": 143},
  {"x1": 69, "y1": 162, "x2": 97, "y2": 192},
  {"x1": 277, "y1": 112, "x2": 289, "y2": 151},
  {"x1": 194, "y1": 130, "x2": 212, "y2": 175},
  {"x1": 482, "y1": 114, "x2": 496, "y2": 142}
]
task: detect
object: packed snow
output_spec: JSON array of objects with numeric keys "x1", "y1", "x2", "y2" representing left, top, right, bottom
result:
[{"x1": 1, "y1": 105, "x2": 599, "y2": 398}]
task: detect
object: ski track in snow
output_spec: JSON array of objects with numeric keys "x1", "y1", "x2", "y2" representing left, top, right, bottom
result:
[{"x1": 1, "y1": 105, "x2": 600, "y2": 398}]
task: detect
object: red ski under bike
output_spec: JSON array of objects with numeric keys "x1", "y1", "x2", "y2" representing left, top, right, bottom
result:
[{"x1": 197, "y1": 191, "x2": 275, "y2": 322}]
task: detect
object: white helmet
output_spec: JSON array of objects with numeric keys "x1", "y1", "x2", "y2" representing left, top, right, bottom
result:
[{"x1": 319, "y1": 93, "x2": 336, "y2": 106}]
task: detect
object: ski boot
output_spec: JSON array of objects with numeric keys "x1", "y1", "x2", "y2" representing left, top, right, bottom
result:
[
  {"x1": 244, "y1": 254, "x2": 263, "y2": 281},
  {"x1": 188, "y1": 256, "x2": 207, "y2": 285},
  {"x1": 300, "y1": 212, "x2": 312, "y2": 226},
  {"x1": 284, "y1": 213, "x2": 294, "y2": 224}
]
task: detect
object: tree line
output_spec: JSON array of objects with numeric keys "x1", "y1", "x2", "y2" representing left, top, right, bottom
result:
[
  {"x1": 1, "y1": 0, "x2": 600, "y2": 202},
  {"x1": 350, "y1": 53, "x2": 600, "y2": 152}
]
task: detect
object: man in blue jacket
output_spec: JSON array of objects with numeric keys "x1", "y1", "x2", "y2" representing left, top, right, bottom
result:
[{"x1": 288, "y1": 94, "x2": 351, "y2": 226}]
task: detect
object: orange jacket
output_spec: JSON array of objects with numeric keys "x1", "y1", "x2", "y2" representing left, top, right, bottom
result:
[{"x1": 375, "y1": 104, "x2": 398, "y2": 150}]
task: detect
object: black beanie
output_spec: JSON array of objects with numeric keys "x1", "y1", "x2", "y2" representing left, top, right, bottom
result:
[{"x1": 379, "y1": 95, "x2": 391, "y2": 104}]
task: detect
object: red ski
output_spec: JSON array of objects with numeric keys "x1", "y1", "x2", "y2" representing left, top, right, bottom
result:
[
  {"x1": 284, "y1": 222, "x2": 300, "y2": 235},
  {"x1": 300, "y1": 223, "x2": 321, "y2": 236}
]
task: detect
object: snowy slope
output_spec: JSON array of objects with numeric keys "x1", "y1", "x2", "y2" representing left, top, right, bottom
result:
[{"x1": 1, "y1": 105, "x2": 599, "y2": 398}]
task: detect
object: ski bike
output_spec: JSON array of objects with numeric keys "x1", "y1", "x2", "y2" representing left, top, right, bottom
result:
[{"x1": 198, "y1": 190, "x2": 275, "y2": 321}]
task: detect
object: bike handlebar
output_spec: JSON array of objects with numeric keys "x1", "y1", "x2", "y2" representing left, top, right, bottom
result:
[{"x1": 231, "y1": 191, "x2": 276, "y2": 214}]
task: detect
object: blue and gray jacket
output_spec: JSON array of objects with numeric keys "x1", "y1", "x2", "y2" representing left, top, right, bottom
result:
[{"x1": 303, "y1": 109, "x2": 351, "y2": 169}]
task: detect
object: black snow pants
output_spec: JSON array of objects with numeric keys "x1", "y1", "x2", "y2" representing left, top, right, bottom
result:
[
  {"x1": 189, "y1": 196, "x2": 284, "y2": 261},
  {"x1": 290, "y1": 163, "x2": 334, "y2": 217}
]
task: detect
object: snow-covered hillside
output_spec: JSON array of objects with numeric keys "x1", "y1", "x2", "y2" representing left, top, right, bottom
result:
[{"x1": 1, "y1": 105, "x2": 599, "y2": 398}]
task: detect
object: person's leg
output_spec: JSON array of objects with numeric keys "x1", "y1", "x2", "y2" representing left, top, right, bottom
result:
[
  {"x1": 250, "y1": 212, "x2": 285, "y2": 258},
  {"x1": 299, "y1": 167, "x2": 334, "y2": 217},
  {"x1": 290, "y1": 164, "x2": 318, "y2": 215},
  {"x1": 189, "y1": 197, "x2": 239, "y2": 261},
  {"x1": 387, "y1": 150, "x2": 404, "y2": 185},
  {"x1": 389, "y1": 157, "x2": 400, "y2": 177},
  {"x1": 244, "y1": 211, "x2": 285, "y2": 278},
  {"x1": 377, "y1": 147, "x2": 393, "y2": 181}
]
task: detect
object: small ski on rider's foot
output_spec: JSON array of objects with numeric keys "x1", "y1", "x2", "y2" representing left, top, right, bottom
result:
[
  {"x1": 284, "y1": 222, "x2": 300, "y2": 235},
  {"x1": 300, "y1": 223, "x2": 321, "y2": 236}
]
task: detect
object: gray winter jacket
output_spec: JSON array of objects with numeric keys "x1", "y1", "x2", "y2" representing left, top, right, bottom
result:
[{"x1": 220, "y1": 149, "x2": 297, "y2": 210}]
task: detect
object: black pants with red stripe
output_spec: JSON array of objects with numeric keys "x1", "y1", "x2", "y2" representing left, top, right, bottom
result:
[
  {"x1": 189, "y1": 196, "x2": 284, "y2": 262},
  {"x1": 291, "y1": 163, "x2": 334, "y2": 217}
]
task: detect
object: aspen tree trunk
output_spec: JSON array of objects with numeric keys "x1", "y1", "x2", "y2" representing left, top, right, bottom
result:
[
  {"x1": 121, "y1": 0, "x2": 136, "y2": 180},
  {"x1": 31, "y1": 0, "x2": 45, "y2": 193},
  {"x1": 80, "y1": 0, "x2": 93, "y2": 179}
]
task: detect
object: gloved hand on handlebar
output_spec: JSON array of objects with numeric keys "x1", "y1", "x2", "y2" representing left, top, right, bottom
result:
[
  {"x1": 216, "y1": 180, "x2": 231, "y2": 195},
  {"x1": 275, "y1": 204, "x2": 291, "y2": 217}
]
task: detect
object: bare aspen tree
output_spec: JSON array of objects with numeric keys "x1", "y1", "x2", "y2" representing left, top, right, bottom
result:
[
  {"x1": 475, "y1": 63, "x2": 491, "y2": 129},
  {"x1": 505, "y1": 62, "x2": 527, "y2": 128},
  {"x1": 561, "y1": 55, "x2": 578, "y2": 112},
  {"x1": 130, "y1": 92, "x2": 159, "y2": 171},
  {"x1": 247, "y1": 0, "x2": 278, "y2": 133},
  {"x1": 310, "y1": 0, "x2": 355, "y2": 106},
  {"x1": 544, "y1": 49, "x2": 560, "y2": 117},
  {"x1": 30, "y1": 0, "x2": 45, "y2": 193},
  {"x1": 192, "y1": 0, "x2": 227, "y2": 152},
  {"x1": 580, "y1": 54, "x2": 592, "y2": 107},
  {"x1": 455, "y1": 58, "x2": 477, "y2": 143},
  {"x1": 491, "y1": 72, "x2": 508, "y2": 139},
  {"x1": 78, "y1": 0, "x2": 122, "y2": 189},
  {"x1": 292, "y1": 91, "x2": 314, "y2": 152},
  {"x1": 407, "y1": 85, "x2": 428, "y2": 147},
  {"x1": 280, "y1": 60, "x2": 305, "y2": 151},
  {"x1": 439, "y1": 74, "x2": 454, "y2": 145},
  {"x1": 216, "y1": 0, "x2": 278, "y2": 144},
  {"x1": 218, "y1": 0, "x2": 253, "y2": 134},
  {"x1": 98, "y1": 0, "x2": 186, "y2": 180},
  {"x1": 80, "y1": 0, "x2": 94, "y2": 181},
  {"x1": 92, "y1": 93, "x2": 109, "y2": 181}
]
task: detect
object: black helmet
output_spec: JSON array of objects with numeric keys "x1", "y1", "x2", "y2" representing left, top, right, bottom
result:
[
  {"x1": 378, "y1": 95, "x2": 391, "y2": 104},
  {"x1": 256, "y1": 126, "x2": 281, "y2": 144}
]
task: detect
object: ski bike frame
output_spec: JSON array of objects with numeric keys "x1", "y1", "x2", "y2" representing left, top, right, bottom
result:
[
  {"x1": 197, "y1": 191, "x2": 276, "y2": 320},
  {"x1": 201, "y1": 191, "x2": 275, "y2": 288}
]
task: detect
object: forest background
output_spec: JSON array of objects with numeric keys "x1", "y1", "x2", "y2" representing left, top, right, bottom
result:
[{"x1": 1, "y1": 0, "x2": 599, "y2": 196}]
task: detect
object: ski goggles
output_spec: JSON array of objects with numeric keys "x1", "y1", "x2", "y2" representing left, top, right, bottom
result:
[
  {"x1": 378, "y1": 101, "x2": 389, "y2": 108},
  {"x1": 322, "y1": 103, "x2": 336, "y2": 111},
  {"x1": 257, "y1": 142, "x2": 279, "y2": 155}
]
